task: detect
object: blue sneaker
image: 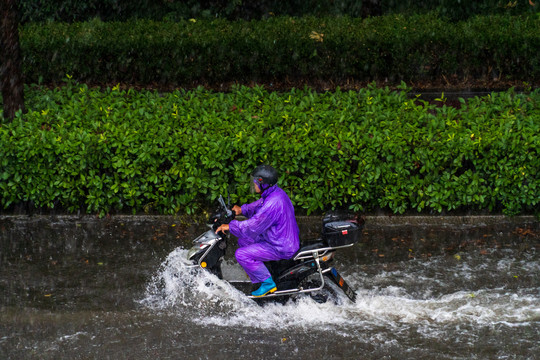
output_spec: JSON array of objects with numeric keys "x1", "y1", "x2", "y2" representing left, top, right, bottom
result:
[{"x1": 251, "y1": 277, "x2": 277, "y2": 297}]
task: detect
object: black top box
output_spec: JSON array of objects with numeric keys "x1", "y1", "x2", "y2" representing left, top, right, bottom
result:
[{"x1": 322, "y1": 221, "x2": 360, "y2": 248}]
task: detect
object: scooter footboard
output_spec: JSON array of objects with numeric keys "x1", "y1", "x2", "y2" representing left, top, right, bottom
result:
[{"x1": 324, "y1": 267, "x2": 357, "y2": 302}]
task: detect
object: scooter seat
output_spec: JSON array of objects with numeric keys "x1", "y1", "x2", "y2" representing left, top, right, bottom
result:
[
  {"x1": 264, "y1": 241, "x2": 326, "y2": 277},
  {"x1": 296, "y1": 241, "x2": 326, "y2": 254}
]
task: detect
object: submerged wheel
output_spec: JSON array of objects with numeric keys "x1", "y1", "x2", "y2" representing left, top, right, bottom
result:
[
  {"x1": 208, "y1": 263, "x2": 223, "y2": 279},
  {"x1": 298, "y1": 274, "x2": 341, "y2": 304}
]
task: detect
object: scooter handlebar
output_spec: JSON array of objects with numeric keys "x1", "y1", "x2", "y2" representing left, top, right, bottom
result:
[
  {"x1": 218, "y1": 195, "x2": 235, "y2": 218},
  {"x1": 210, "y1": 195, "x2": 236, "y2": 232}
]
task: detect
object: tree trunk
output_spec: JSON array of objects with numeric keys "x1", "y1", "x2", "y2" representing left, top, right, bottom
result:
[{"x1": 0, "y1": 0, "x2": 25, "y2": 122}]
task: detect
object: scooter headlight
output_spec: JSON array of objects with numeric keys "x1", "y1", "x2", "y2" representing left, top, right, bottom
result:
[{"x1": 187, "y1": 243, "x2": 209, "y2": 260}]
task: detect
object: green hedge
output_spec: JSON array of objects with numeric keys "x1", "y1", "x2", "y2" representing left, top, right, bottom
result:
[
  {"x1": 20, "y1": 14, "x2": 540, "y2": 86},
  {"x1": 1, "y1": 82, "x2": 538, "y2": 216}
]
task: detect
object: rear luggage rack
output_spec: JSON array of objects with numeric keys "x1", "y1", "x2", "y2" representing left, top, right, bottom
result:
[{"x1": 293, "y1": 243, "x2": 354, "y2": 261}]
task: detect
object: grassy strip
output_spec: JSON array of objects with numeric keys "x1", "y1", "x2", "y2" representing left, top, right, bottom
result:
[{"x1": 1, "y1": 83, "x2": 538, "y2": 216}]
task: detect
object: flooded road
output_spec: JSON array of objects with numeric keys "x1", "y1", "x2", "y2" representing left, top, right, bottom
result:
[{"x1": 1, "y1": 215, "x2": 538, "y2": 359}]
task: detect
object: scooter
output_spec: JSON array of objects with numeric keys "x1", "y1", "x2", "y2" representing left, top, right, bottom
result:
[{"x1": 186, "y1": 195, "x2": 363, "y2": 303}]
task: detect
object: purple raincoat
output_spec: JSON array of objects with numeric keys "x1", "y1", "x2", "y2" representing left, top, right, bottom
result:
[{"x1": 229, "y1": 185, "x2": 300, "y2": 283}]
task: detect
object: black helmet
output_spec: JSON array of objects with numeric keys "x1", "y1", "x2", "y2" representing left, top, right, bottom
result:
[{"x1": 251, "y1": 165, "x2": 278, "y2": 186}]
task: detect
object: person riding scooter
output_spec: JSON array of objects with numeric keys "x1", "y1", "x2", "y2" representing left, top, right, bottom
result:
[{"x1": 215, "y1": 165, "x2": 300, "y2": 297}]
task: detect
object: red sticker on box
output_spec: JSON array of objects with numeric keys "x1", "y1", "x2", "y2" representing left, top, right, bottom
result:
[{"x1": 342, "y1": 230, "x2": 348, "y2": 235}]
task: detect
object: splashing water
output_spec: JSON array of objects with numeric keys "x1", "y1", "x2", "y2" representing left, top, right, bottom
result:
[
  {"x1": 141, "y1": 245, "x2": 540, "y2": 339},
  {"x1": 142, "y1": 247, "x2": 254, "y2": 313}
]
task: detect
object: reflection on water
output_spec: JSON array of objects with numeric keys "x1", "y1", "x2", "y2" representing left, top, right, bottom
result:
[{"x1": 1, "y1": 215, "x2": 538, "y2": 359}]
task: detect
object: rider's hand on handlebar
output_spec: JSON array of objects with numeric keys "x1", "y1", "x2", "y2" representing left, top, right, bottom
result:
[
  {"x1": 232, "y1": 205, "x2": 242, "y2": 216},
  {"x1": 215, "y1": 224, "x2": 229, "y2": 234}
]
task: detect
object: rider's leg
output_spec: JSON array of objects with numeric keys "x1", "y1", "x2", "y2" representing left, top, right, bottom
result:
[
  {"x1": 235, "y1": 242, "x2": 282, "y2": 284},
  {"x1": 237, "y1": 236, "x2": 257, "y2": 248}
]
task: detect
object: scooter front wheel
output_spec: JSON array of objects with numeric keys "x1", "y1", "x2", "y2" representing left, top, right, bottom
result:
[{"x1": 208, "y1": 263, "x2": 223, "y2": 279}]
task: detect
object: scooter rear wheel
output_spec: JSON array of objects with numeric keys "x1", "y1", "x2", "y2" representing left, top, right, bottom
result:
[{"x1": 298, "y1": 274, "x2": 341, "y2": 304}]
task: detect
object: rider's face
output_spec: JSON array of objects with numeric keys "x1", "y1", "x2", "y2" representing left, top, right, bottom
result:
[
  {"x1": 251, "y1": 178, "x2": 262, "y2": 194},
  {"x1": 253, "y1": 181, "x2": 261, "y2": 194}
]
